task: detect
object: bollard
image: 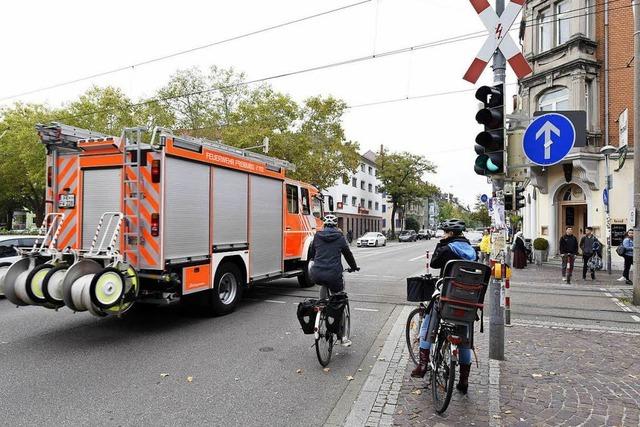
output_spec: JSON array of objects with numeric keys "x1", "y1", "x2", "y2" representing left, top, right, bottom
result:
[
  {"x1": 489, "y1": 262, "x2": 505, "y2": 361},
  {"x1": 425, "y1": 250, "x2": 430, "y2": 275}
]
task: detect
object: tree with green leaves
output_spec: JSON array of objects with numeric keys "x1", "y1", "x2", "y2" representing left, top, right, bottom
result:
[{"x1": 377, "y1": 151, "x2": 436, "y2": 236}]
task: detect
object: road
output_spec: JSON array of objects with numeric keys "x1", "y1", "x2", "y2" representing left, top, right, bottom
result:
[{"x1": 1, "y1": 239, "x2": 637, "y2": 426}]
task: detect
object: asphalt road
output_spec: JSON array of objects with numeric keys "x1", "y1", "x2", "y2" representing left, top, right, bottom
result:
[{"x1": 1, "y1": 238, "x2": 637, "y2": 426}]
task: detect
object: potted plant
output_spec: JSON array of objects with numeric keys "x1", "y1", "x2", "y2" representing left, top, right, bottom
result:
[{"x1": 533, "y1": 237, "x2": 549, "y2": 265}]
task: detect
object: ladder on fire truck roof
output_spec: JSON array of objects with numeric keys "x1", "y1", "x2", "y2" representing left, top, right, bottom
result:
[
  {"x1": 36, "y1": 122, "x2": 114, "y2": 151},
  {"x1": 155, "y1": 129, "x2": 296, "y2": 172},
  {"x1": 121, "y1": 127, "x2": 145, "y2": 266}
]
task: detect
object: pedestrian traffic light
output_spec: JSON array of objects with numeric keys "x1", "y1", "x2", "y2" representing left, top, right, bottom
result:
[
  {"x1": 514, "y1": 186, "x2": 526, "y2": 210},
  {"x1": 504, "y1": 194, "x2": 513, "y2": 211},
  {"x1": 474, "y1": 84, "x2": 505, "y2": 176}
]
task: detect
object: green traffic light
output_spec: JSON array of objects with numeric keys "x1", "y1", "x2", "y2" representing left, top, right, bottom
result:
[{"x1": 486, "y1": 158, "x2": 499, "y2": 172}]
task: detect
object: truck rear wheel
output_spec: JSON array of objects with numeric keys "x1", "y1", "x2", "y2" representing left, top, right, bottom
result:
[
  {"x1": 298, "y1": 261, "x2": 314, "y2": 288},
  {"x1": 209, "y1": 262, "x2": 243, "y2": 316}
]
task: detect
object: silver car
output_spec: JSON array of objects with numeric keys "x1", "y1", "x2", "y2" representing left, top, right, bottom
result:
[
  {"x1": 0, "y1": 235, "x2": 42, "y2": 297},
  {"x1": 357, "y1": 232, "x2": 387, "y2": 247}
]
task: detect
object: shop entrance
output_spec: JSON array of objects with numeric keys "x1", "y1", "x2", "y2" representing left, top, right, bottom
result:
[{"x1": 557, "y1": 184, "x2": 588, "y2": 249}]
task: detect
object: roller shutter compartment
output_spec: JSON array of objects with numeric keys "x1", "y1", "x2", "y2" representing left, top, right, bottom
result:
[
  {"x1": 212, "y1": 168, "x2": 248, "y2": 249},
  {"x1": 164, "y1": 157, "x2": 210, "y2": 260},
  {"x1": 82, "y1": 168, "x2": 122, "y2": 249},
  {"x1": 249, "y1": 176, "x2": 283, "y2": 278}
]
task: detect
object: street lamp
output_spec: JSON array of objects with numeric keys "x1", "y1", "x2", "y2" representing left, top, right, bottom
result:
[{"x1": 601, "y1": 144, "x2": 617, "y2": 274}]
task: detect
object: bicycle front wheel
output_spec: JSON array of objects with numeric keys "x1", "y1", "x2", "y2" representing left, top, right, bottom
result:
[
  {"x1": 315, "y1": 311, "x2": 334, "y2": 367},
  {"x1": 431, "y1": 336, "x2": 456, "y2": 414},
  {"x1": 405, "y1": 307, "x2": 424, "y2": 366}
]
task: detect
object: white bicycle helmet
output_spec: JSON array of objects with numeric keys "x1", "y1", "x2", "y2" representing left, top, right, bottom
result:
[{"x1": 323, "y1": 214, "x2": 338, "y2": 227}]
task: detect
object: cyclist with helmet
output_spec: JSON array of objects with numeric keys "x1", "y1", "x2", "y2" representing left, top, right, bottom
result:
[
  {"x1": 411, "y1": 219, "x2": 477, "y2": 395},
  {"x1": 309, "y1": 214, "x2": 359, "y2": 346}
]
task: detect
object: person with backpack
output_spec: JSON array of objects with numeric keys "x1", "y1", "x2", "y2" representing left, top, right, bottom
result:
[
  {"x1": 411, "y1": 219, "x2": 477, "y2": 395},
  {"x1": 559, "y1": 227, "x2": 579, "y2": 284},
  {"x1": 618, "y1": 230, "x2": 634, "y2": 285},
  {"x1": 579, "y1": 227, "x2": 600, "y2": 280}
]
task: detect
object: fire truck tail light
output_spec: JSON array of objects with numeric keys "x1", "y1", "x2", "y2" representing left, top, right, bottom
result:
[
  {"x1": 151, "y1": 160, "x2": 161, "y2": 183},
  {"x1": 47, "y1": 166, "x2": 52, "y2": 187},
  {"x1": 151, "y1": 213, "x2": 160, "y2": 236}
]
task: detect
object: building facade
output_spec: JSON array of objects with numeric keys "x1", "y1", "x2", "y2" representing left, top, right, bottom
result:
[
  {"x1": 324, "y1": 150, "x2": 384, "y2": 237},
  {"x1": 518, "y1": 0, "x2": 634, "y2": 267}
]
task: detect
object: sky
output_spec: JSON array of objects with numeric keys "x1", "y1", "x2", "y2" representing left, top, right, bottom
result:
[{"x1": 0, "y1": 0, "x2": 519, "y2": 207}]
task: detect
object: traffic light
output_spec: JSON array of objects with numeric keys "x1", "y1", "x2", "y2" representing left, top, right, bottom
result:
[
  {"x1": 504, "y1": 194, "x2": 513, "y2": 211},
  {"x1": 474, "y1": 84, "x2": 505, "y2": 176},
  {"x1": 514, "y1": 186, "x2": 526, "y2": 210}
]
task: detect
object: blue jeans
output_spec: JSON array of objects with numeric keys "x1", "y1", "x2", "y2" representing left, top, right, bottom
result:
[{"x1": 419, "y1": 308, "x2": 472, "y2": 365}]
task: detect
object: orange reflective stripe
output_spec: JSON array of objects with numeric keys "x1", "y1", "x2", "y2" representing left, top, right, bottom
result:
[
  {"x1": 57, "y1": 158, "x2": 75, "y2": 183},
  {"x1": 139, "y1": 245, "x2": 156, "y2": 266}
]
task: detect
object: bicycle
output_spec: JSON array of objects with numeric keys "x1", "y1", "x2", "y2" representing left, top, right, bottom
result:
[
  {"x1": 405, "y1": 274, "x2": 437, "y2": 366},
  {"x1": 313, "y1": 268, "x2": 358, "y2": 367}
]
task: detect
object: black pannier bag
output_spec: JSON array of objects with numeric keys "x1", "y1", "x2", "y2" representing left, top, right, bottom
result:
[
  {"x1": 297, "y1": 299, "x2": 319, "y2": 334},
  {"x1": 406, "y1": 275, "x2": 437, "y2": 302},
  {"x1": 325, "y1": 293, "x2": 349, "y2": 335},
  {"x1": 439, "y1": 261, "x2": 490, "y2": 324}
]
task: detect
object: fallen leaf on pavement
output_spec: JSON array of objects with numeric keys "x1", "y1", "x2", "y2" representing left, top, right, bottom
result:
[
  {"x1": 323, "y1": 368, "x2": 331, "y2": 373},
  {"x1": 629, "y1": 374, "x2": 638, "y2": 379},
  {"x1": 378, "y1": 357, "x2": 386, "y2": 361},
  {"x1": 493, "y1": 415, "x2": 502, "y2": 419},
  {"x1": 504, "y1": 410, "x2": 512, "y2": 414},
  {"x1": 531, "y1": 373, "x2": 543, "y2": 378},
  {"x1": 411, "y1": 389, "x2": 422, "y2": 395},
  {"x1": 346, "y1": 375, "x2": 354, "y2": 381},
  {"x1": 296, "y1": 369, "x2": 303, "y2": 374},
  {"x1": 357, "y1": 368, "x2": 362, "y2": 372},
  {"x1": 549, "y1": 371, "x2": 557, "y2": 376},
  {"x1": 160, "y1": 373, "x2": 169, "y2": 378},
  {"x1": 187, "y1": 376, "x2": 193, "y2": 383}
]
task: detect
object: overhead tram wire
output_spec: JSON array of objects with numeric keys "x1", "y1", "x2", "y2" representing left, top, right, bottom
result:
[
  {"x1": 0, "y1": 0, "x2": 372, "y2": 102},
  {"x1": 51, "y1": 30, "x2": 491, "y2": 122}
]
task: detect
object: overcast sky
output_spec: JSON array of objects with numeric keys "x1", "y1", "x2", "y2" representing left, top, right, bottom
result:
[{"x1": 0, "y1": 0, "x2": 519, "y2": 206}]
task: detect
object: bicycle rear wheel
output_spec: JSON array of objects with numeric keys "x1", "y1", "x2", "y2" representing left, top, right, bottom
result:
[
  {"x1": 341, "y1": 303, "x2": 351, "y2": 341},
  {"x1": 405, "y1": 307, "x2": 424, "y2": 366},
  {"x1": 431, "y1": 334, "x2": 456, "y2": 414},
  {"x1": 315, "y1": 310, "x2": 334, "y2": 367}
]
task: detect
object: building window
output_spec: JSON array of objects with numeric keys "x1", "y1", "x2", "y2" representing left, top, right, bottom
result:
[
  {"x1": 342, "y1": 194, "x2": 348, "y2": 205},
  {"x1": 351, "y1": 177, "x2": 357, "y2": 188},
  {"x1": 368, "y1": 166, "x2": 373, "y2": 175},
  {"x1": 375, "y1": 202, "x2": 379, "y2": 210},
  {"x1": 556, "y1": 1, "x2": 570, "y2": 45},
  {"x1": 360, "y1": 164, "x2": 365, "y2": 172},
  {"x1": 538, "y1": 87, "x2": 569, "y2": 111},
  {"x1": 585, "y1": 0, "x2": 594, "y2": 39},
  {"x1": 368, "y1": 183, "x2": 372, "y2": 192},
  {"x1": 360, "y1": 180, "x2": 365, "y2": 190},
  {"x1": 352, "y1": 196, "x2": 357, "y2": 206},
  {"x1": 382, "y1": 219, "x2": 386, "y2": 228},
  {"x1": 382, "y1": 204, "x2": 386, "y2": 213},
  {"x1": 538, "y1": 8, "x2": 552, "y2": 52},
  {"x1": 360, "y1": 198, "x2": 365, "y2": 208},
  {"x1": 368, "y1": 200, "x2": 372, "y2": 209}
]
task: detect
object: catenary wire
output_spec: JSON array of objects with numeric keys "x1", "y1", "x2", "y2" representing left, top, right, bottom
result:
[{"x1": 0, "y1": 0, "x2": 372, "y2": 102}]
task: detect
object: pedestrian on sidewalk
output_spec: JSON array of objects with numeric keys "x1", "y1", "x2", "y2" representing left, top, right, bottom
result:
[
  {"x1": 512, "y1": 231, "x2": 527, "y2": 269},
  {"x1": 579, "y1": 227, "x2": 600, "y2": 280},
  {"x1": 479, "y1": 228, "x2": 491, "y2": 265},
  {"x1": 619, "y1": 230, "x2": 634, "y2": 285},
  {"x1": 559, "y1": 227, "x2": 579, "y2": 284}
]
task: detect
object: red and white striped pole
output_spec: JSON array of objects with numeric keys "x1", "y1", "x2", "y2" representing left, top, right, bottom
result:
[
  {"x1": 504, "y1": 276, "x2": 511, "y2": 326},
  {"x1": 425, "y1": 250, "x2": 430, "y2": 275}
]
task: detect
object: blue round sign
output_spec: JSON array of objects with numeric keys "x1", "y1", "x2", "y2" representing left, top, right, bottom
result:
[
  {"x1": 523, "y1": 113, "x2": 576, "y2": 166},
  {"x1": 480, "y1": 194, "x2": 488, "y2": 203}
]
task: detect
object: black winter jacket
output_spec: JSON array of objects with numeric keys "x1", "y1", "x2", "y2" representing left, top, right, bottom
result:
[
  {"x1": 559, "y1": 235, "x2": 579, "y2": 255},
  {"x1": 309, "y1": 227, "x2": 358, "y2": 290},
  {"x1": 430, "y1": 236, "x2": 477, "y2": 273}
]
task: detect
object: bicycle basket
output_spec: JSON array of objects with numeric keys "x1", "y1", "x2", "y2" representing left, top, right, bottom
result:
[
  {"x1": 297, "y1": 299, "x2": 319, "y2": 334},
  {"x1": 406, "y1": 275, "x2": 436, "y2": 302},
  {"x1": 325, "y1": 293, "x2": 348, "y2": 335}
]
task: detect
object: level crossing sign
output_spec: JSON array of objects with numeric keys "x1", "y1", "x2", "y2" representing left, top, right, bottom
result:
[
  {"x1": 463, "y1": 0, "x2": 532, "y2": 83},
  {"x1": 523, "y1": 113, "x2": 576, "y2": 166}
]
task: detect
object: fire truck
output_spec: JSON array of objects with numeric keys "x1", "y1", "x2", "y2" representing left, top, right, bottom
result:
[{"x1": 0, "y1": 123, "x2": 329, "y2": 317}]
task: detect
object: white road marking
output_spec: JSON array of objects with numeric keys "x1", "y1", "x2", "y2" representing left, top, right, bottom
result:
[
  {"x1": 604, "y1": 292, "x2": 612, "y2": 297},
  {"x1": 353, "y1": 307, "x2": 379, "y2": 312},
  {"x1": 632, "y1": 315, "x2": 640, "y2": 322},
  {"x1": 409, "y1": 254, "x2": 426, "y2": 262},
  {"x1": 264, "y1": 299, "x2": 286, "y2": 304}
]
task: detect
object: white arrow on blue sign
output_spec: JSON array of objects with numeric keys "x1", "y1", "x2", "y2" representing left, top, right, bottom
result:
[{"x1": 523, "y1": 113, "x2": 576, "y2": 166}]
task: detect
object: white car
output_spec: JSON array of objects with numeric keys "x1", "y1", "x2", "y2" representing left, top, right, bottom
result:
[
  {"x1": 0, "y1": 235, "x2": 43, "y2": 297},
  {"x1": 357, "y1": 232, "x2": 387, "y2": 247}
]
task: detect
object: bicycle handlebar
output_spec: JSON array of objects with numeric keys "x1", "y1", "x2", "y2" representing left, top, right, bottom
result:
[{"x1": 344, "y1": 267, "x2": 360, "y2": 273}]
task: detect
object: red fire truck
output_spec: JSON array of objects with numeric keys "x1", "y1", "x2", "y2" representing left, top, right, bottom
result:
[{"x1": 0, "y1": 123, "x2": 328, "y2": 317}]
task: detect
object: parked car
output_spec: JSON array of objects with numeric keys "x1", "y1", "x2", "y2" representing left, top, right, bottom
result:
[
  {"x1": 464, "y1": 231, "x2": 483, "y2": 257},
  {"x1": 435, "y1": 229, "x2": 445, "y2": 238},
  {"x1": 0, "y1": 235, "x2": 43, "y2": 297},
  {"x1": 357, "y1": 232, "x2": 387, "y2": 247},
  {"x1": 417, "y1": 229, "x2": 431, "y2": 240},
  {"x1": 398, "y1": 230, "x2": 418, "y2": 242}
]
